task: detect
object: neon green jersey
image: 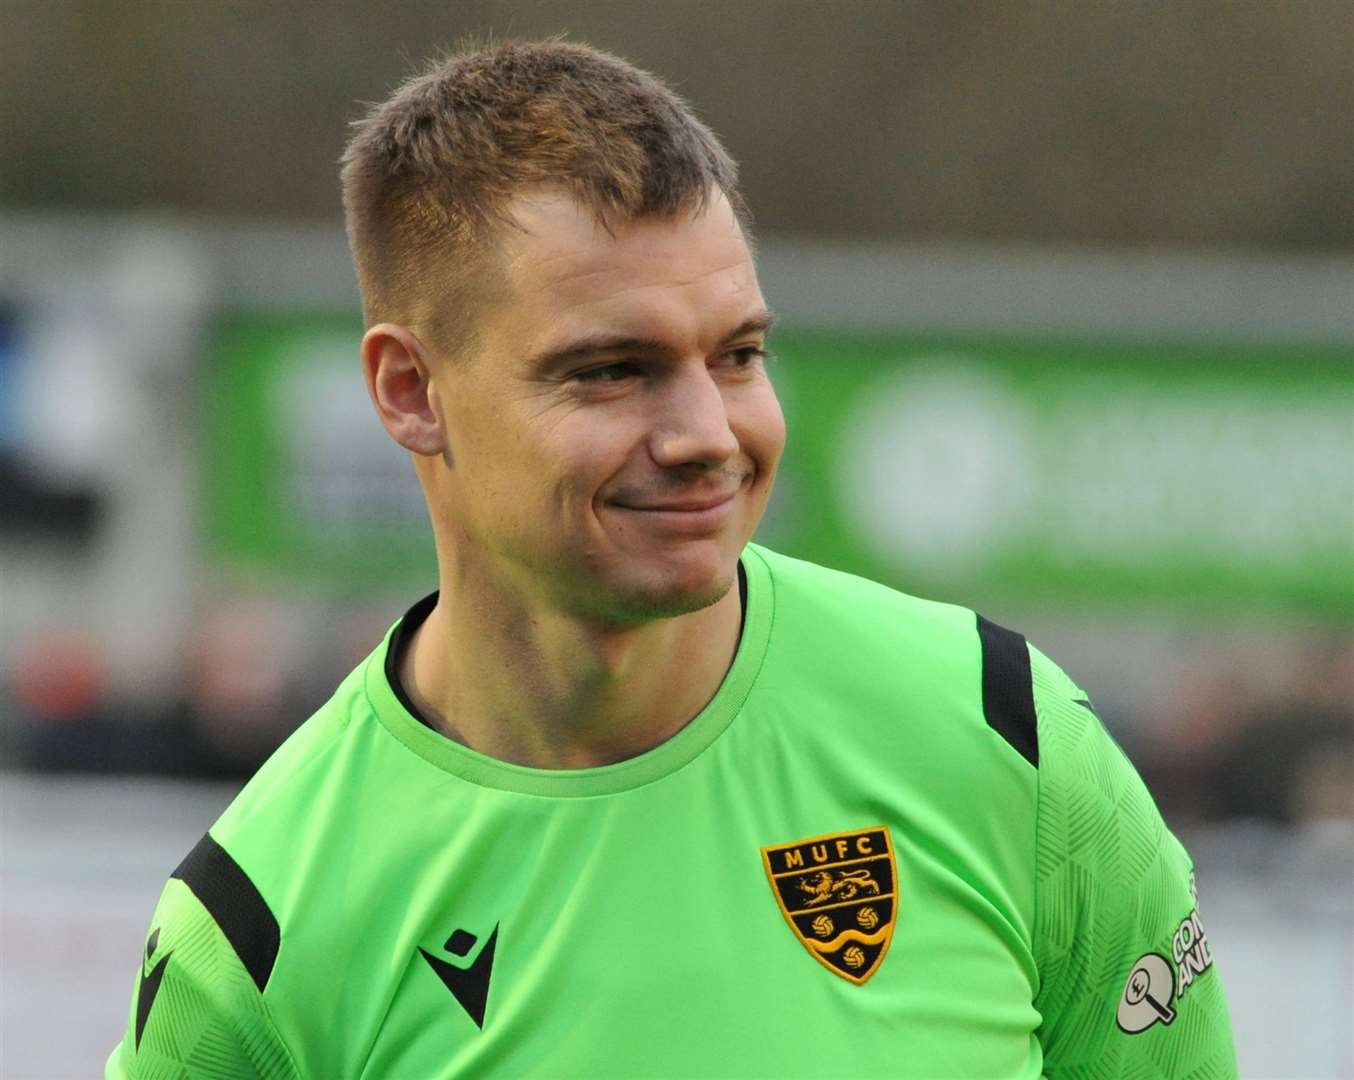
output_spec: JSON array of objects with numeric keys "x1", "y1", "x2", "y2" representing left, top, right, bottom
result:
[{"x1": 108, "y1": 544, "x2": 1236, "y2": 1078}]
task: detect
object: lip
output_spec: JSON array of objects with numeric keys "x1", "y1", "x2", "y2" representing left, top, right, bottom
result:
[
  {"x1": 622, "y1": 492, "x2": 740, "y2": 512},
  {"x1": 609, "y1": 491, "x2": 740, "y2": 531}
]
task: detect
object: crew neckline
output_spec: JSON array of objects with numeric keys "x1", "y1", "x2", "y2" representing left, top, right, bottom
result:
[{"x1": 364, "y1": 544, "x2": 774, "y2": 797}]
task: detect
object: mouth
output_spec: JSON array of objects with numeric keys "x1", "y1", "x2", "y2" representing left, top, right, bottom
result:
[
  {"x1": 607, "y1": 487, "x2": 742, "y2": 532},
  {"x1": 619, "y1": 492, "x2": 739, "y2": 512}
]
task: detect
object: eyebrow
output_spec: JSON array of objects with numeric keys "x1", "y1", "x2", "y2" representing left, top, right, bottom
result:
[{"x1": 528, "y1": 310, "x2": 777, "y2": 374}]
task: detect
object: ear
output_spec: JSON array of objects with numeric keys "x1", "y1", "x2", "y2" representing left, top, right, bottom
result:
[{"x1": 361, "y1": 323, "x2": 446, "y2": 457}]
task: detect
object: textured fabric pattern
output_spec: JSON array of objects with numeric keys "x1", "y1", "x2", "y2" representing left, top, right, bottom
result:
[
  {"x1": 105, "y1": 880, "x2": 297, "y2": 1079},
  {"x1": 1030, "y1": 647, "x2": 1238, "y2": 1078}
]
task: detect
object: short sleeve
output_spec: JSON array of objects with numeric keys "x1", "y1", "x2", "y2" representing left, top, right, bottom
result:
[
  {"x1": 1029, "y1": 646, "x2": 1238, "y2": 1079},
  {"x1": 105, "y1": 860, "x2": 297, "y2": 1079}
]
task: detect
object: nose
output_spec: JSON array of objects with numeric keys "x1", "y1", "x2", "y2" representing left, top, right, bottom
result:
[{"x1": 648, "y1": 366, "x2": 740, "y2": 470}]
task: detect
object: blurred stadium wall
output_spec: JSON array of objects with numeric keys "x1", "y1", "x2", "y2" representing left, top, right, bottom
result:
[{"x1": 1, "y1": 3, "x2": 1351, "y2": 1077}]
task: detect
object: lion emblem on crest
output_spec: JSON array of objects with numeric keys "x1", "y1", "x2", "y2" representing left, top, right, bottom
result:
[{"x1": 797, "y1": 868, "x2": 881, "y2": 906}]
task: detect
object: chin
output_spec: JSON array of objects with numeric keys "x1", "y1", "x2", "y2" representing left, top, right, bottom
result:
[{"x1": 594, "y1": 551, "x2": 738, "y2": 623}]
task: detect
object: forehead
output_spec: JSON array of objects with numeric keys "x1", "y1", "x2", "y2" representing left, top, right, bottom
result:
[{"x1": 492, "y1": 190, "x2": 764, "y2": 346}]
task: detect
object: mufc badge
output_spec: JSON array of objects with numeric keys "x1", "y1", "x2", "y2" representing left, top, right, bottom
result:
[{"x1": 761, "y1": 826, "x2": 898, "y2": 984}]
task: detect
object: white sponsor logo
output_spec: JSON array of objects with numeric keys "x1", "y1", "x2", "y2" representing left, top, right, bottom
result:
[
  {"x1": 1117, "y1": 953, "x2": 1177, "y2": 1033},
  {"x1": 1118, "y1": 873, "x2": 1216, "y2": 1034}
]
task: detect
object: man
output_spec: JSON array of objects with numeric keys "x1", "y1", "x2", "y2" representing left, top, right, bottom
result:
[{"x1": 109, "y1": 41, "x2": 1237, "y2": 1078}]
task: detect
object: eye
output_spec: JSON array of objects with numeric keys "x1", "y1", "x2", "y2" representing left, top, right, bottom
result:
[
  {"x1": 725, "y1": 346, "x2": 770, "y2": 368},
  {"x1": 573, "y1": 361, "x2": 642, "y2": 383}
]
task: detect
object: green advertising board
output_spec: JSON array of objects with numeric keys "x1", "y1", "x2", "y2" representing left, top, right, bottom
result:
[
  {"x1": 202, "y1": 315, "x2": 1353, "y2": 618},
  {"x1": 765, "y1": 331, "x2": 1352, "y2": 619},
  {"x1": 202, "y1": 314, "x2": 435, "y2": 588}
]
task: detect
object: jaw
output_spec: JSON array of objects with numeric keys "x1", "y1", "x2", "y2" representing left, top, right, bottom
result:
[
  {"x1": 594, "y1": 522, "x2": 751, "y2": 617},
  {"x1": 608, "y1": 558, "x2": 740, "y2": 624}
]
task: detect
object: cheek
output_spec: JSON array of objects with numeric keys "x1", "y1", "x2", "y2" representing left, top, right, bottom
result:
[
  {"x1": 739, "y1": 385, "x2": 788, "y2": 468},
  {"x1": 534, "y1": 418, "x2": 634, "y2": 509}
]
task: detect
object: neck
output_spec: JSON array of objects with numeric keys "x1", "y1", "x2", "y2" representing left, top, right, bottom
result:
[{"x1": 398, "y1": 565, "x2": 744, "y2": 769}]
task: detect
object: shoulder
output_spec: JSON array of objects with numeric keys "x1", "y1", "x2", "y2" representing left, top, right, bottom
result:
[
  {"x1": 747, "y1": 545, "x2": 1052, "y2": 784},
  {"x1": 166, "y1": 657, "x2": 383, "y2": 976},
  {"x1": 107, "y1": 833, "x2": 300, "y2": 1077},
  {"x1": 213, "y1": 661, "x2": 370, "y2": 841},
  {"x1": 748, "y1": 543, "x2": 978, "y2": 663},
  {"x1": 1025, "y1": 640, "x2": 1158, "y2": 821},
  {"x1": 156, "y1": 659, "x2": 376, "y2": 952},
  {"x1": 112, "y1": 656, "x2": 391, "y2": 1071},
  {"x1": 198, "y1": 655, "x2": 392, "y2": 923}
]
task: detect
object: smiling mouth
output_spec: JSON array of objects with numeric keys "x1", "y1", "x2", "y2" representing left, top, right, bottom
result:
[
  {"x1": 606, "y1": 486, "x2": 743, "y2": 531},
  {"x1": 614, "y1": 492, "x2": 739, "y2": 513},
  {"x1": 609, "y1": 471, "x2": 750, "y2": 514}
]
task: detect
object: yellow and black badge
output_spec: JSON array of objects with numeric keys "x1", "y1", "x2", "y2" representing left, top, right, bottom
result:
[{"x1": 761, "y1": 826, "x2": 897, "y2": 985}]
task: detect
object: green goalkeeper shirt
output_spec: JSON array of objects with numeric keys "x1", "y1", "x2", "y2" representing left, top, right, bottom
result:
[{"x1": 108, "y1": 544, "x2": 1236, "y2": 1078}]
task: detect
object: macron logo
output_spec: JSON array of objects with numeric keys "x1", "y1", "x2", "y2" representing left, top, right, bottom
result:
[
  {"x1": 135, "y1": 928, "x2": 172, "y2": 1050},
  {"x1": 419, "y1": 924, "x2": 499, "y2": 1029}
]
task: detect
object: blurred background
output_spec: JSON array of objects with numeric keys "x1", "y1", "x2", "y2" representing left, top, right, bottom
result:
[{"x1": 1, "y1": 2, "x2": 1351, "y2": 1077}]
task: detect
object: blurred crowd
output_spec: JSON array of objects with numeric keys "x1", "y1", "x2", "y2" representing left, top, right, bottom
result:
[
  {"x1": 1127, "y1": 635, "x2": 1354, "y2": 825},
  {"x1": 2, "y1": 588, "x2": 397, "y2": 779}
]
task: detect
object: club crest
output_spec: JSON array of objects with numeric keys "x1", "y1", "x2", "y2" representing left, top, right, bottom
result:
[{"x1": 761, "y1": 826, "x2": 897, "y2": 984}]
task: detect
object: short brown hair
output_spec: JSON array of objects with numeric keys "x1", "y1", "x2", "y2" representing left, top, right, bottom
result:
[{"x1": 340, "y1": 40, "x2": 747, "y2": 354}]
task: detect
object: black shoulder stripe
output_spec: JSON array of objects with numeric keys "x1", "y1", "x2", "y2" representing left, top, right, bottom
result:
[
  {"x1": 975, "y1": 613, "x2": 1039, "y2": 768},
  {"x1": 172, "y1": 833, "x2": 279, "y2": 992}
]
